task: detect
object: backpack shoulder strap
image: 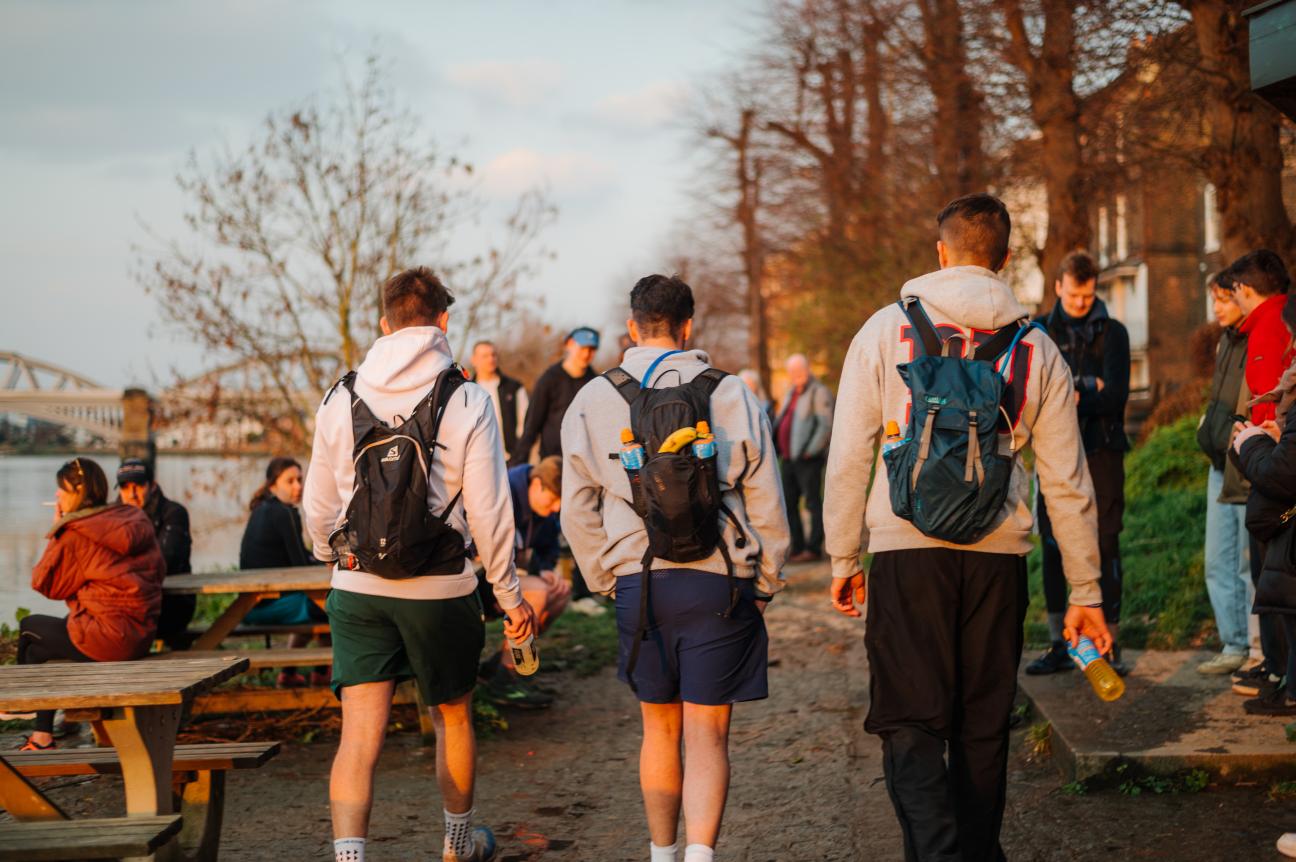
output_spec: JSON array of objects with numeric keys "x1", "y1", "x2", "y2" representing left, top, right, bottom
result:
[
  {"x1": 973, "y1": 319, "x2": 1027, "y2": 363},
  {"x1": 324, "y1": 371, "x2": 355, "y2": 405},
  {"x1": 693, "y1": 367, "x2": 729, "y2": 396},
  {"x1": 899, "y1": 299, "x2": 942, "y2": 357},
  {"x1": 426, "y1": 365, "x2": 467, "y2": 444},
  {"x1": 602, "y1": 367, "x2": 641, "y2": 406},
  {"x1": 335, "y1": 372, "x2": 387, "y2": 452}
]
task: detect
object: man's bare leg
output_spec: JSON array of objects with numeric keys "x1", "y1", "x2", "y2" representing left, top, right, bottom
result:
[
  {"x1": 429, "y1": 690, "x2": 477, "y2": 813},
  {"x1": 640, "y1": 701, "x2": 684, "y2": 847},
  {"x1": 681, "y1": 702, "x2": 732, "y2": 849},
  {"x1": 330, "y1": 680, "x2": 395, "y2": 838}
]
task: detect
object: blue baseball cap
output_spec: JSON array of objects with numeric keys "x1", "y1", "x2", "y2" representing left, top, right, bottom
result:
[{"x1": 567, "y1": 327, "x2": 600, "y2": 348}]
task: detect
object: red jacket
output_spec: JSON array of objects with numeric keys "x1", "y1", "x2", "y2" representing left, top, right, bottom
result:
[
  {"x1": 1240, "y1": 294, "x2": 1293, "y2": 424},
  {"x1": 32, "y1": 504, "x2": 166, "y2": 662}
]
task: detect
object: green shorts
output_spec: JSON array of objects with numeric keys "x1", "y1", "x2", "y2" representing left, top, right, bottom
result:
[{"x1": 326, "y1": 588, "x2": 485, "y2": 706}]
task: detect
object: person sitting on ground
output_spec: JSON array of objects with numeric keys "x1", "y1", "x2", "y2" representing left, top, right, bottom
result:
[
  {"x1": 1195, "y1": 273, "x2": 1256, "y2": 675},
  {"x1": 16, "y1": 458, "x2": 165, "y2": 750},
  {"x1": 239, "y1": 456, "x2": 328, "y2": 688},
  {"x1": 117, "y1": 458, "x2": 195, "y2": 649},
  {"x1": 561, "y1": 274, "x2": 791, "y2": 862},
  {"x1": 773, "y1": 353, "x2": 834, "y2": 563},
  {"x1": 476, "y1": 455, "x2": 572, "y2": 709}
]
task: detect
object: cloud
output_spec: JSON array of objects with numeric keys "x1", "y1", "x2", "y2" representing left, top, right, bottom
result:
[
  {"x1": 445, "y1": 59, "x2": 564, "y2": 108},
  {"x1": 589, "y1": 81, "x2": 690, "y2": 131},
  {"x1": 480, "y1": 148, "x2": 615, "y2": 199}
]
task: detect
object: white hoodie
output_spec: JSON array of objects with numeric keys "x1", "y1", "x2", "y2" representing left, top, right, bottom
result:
[
  {"x1": 302, "y1": 326, "x2": 521, "y2": 608},
  {"x1": 824, "y1": 266, "x2": 1103, "y2": 607}
]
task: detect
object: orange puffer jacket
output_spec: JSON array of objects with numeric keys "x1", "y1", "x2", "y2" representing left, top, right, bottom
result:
[{"x1": 31, "y1": 504, "x2": 166, "y2": 661}]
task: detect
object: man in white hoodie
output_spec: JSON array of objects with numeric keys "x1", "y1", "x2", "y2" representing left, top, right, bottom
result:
[
  {"x1": 304, "y1": 267, "x2": 535, "y2": 862},
  {"x1": 824, "y1": 194, "x2": 1111, "y2": 862},
  {"x1": 561, "y1": 275, "x2": 790, "y2": 862}
]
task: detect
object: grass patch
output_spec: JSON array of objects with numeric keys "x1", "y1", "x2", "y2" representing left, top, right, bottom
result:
[
  {"x1": 1026, "y1": 415, "x2": 1215, "y2": 650},
  {"x1": 195, "y1": 593, "x2": 237, "y2": 625},
  {"x1": 1269, "y1": 780, "x2": 1296, "y2": 801},
  {"x1": 1075, "y1": 760, "x2": 1213, "y2": 796}
]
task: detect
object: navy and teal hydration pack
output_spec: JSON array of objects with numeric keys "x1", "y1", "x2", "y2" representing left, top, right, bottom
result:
[{"x1": 883, "y1": 298, "x2": 1041, "y2": 545}]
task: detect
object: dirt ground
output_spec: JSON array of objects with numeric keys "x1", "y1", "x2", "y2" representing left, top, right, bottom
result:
[{"x1": 20, "y1": 562, "x2": 1296, "y2": 860}]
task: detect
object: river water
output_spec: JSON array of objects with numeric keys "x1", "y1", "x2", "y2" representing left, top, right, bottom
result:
[{"x1": 0, "y1": 454, "x2": 279, "y2": 624}]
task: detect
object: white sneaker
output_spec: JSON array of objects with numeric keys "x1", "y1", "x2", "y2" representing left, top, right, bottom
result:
[
  {"x1": 1196, "y1": 653, "x2": 1247, "y2": 675},
  {"x1": 1277, "y1": 832, "x2": 1296, "y2": 858},
  {"x1": 569, "y1": 597, "x2": 607, "y2": 617}
]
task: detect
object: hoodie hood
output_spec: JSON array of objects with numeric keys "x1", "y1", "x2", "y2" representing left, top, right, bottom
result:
[
  {"x1": 59, "y1": 503, "x2": 157, "y2": 556},
  {"x1": 899, "y1": 266, "x2": 1029, "y2": 331},
  {"x1": 356, "y1": 326, "x2": 455, "y2": 396},
  {"x1": 618, "y1": 347, "x2": 713, "y2": 384}
]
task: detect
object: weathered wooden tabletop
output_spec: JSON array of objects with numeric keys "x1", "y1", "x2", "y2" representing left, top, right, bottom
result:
[
  {"x1": 161, "y1": 565, "x2": 331, "y2": 595},
  {"x1": 0, "y1": 655, "x2": 250, "y2": 712}
]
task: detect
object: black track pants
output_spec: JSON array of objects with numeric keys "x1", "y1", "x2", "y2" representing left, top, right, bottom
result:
[
  {"x1": 1040, "y1": 447, "x2": 1125, "y2": 623},
  {"x1": 865, "y1": 549, "x2": 1028, "y2": 862}
]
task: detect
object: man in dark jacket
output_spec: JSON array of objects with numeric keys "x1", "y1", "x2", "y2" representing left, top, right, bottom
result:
[
  {"x1": 117, "y1": 458, "x2": 194, "y2": 648},
  {"x1": 511, "y1": 327, "x2": 599, "y2": 464},
  {"x1": 471, "y1": 340, "x2": 529, "y2": 466},
  {"x1": 1196, "y1": 274, "x2": 1255, "y2": 675},
  {"x1": 773, "y1": 354, "x2": 835, "y2": 562},
  {"x1": 1027, "y1": 251, "x2": 1132, "y2": 676}
]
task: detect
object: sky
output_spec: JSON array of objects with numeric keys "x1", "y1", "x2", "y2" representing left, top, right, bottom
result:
[{"x1": 0, "y1": 0, "x2": 762, "y2": 388}]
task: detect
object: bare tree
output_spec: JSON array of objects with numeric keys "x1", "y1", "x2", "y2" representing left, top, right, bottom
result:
[
  {"x1": 915, "y1": 0, "x2": 988, "y2": 200},
  {"x1": 138, "y1": 58, "x2": 554, "y2": 449}
]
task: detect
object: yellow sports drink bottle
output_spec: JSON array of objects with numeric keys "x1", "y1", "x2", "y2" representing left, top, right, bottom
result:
[
  {"x1": 1067, "y1": 635, "x2": 1124, "y2": 702},
  {"x1": 510, "y1": 634, "x2": 540, "y2": 676}
]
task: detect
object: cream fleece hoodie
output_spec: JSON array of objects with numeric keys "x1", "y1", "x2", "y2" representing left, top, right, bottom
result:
[
  {"x1": 560, "y1": 346, "x2": 791, "y2": 597},
  {"x1": 824, "y1": 266, "x2": 1103, "y2": 607},
  {"x1": 302, "y1": 326, "x2": 521, "y2": 609}
]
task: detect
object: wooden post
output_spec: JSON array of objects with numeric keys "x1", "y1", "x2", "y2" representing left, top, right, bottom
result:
[{"x1": 120, "y1": 387, "x2": 156, "y2": 464}]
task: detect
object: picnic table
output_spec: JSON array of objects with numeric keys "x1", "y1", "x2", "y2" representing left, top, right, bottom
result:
[
  {"x1": 163, "y1": 566, "x2": 331, "y2": 651},
  {"x1": 0, "y1": 656, "x2": 248, "y2": 827}
]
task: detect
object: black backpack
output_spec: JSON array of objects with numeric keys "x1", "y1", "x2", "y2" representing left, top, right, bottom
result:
[
  {"x1": 324, "y1": 366, "x2": 468, "y2": 579},
  {"x1": 883, "y1": 299, "x2": 1039, "y2": 545},
  {"x1": 604, "y1": 353, "x2": 746, "y2": 684}
]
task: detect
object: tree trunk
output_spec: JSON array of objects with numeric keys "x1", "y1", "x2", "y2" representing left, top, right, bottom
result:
[
  {"x1": 919, "y1": 0, "x2": 986, "y2": 203},
  {"x1": 1186, "y1": 0, "x2": 1295, "y2": 264},
  {"x1": 734, "y1": 110, "x2": 772, "y2": 387}
]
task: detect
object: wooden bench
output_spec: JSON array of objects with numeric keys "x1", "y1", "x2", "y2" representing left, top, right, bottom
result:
[
  {"x1": 7, "y1": 742, "x2": 280, "y2": 861},
  {"x1": 147, "y1": 647, "x2": 333, "y2": 670},
  {"x1": 0, "y1": 815, "x2": 182, "y2": 861}
]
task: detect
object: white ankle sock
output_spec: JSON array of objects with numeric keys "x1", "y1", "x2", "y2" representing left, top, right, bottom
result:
[
  {"x1": 683, "y1": 844, "x2": 714, "y2": 862},
  {"x1": 334, "y1": 837, "x2": 365, "y2": 862},
  {"x1": 651, "y1": 841, "x2": 678, "y2": 862},
  {"x1": 444, "y1": 807, "x2": 474, "y2": 859}
]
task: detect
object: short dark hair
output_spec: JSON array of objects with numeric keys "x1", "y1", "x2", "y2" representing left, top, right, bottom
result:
[
  {"x1": 936, "y1": 193, "x2": 1012, "y2": 270},
  {"x1": 1057, "y1": 250, "x2": 1099, "y2": 286},
  {"x1": 472, "y1": 340, "x2": 495, "y2": 352},
  {"x1": 1208, "y1": 270, "x2": 1233, "y2": 294},
  {"x1": 1225, "y1": 249, "x2": 1291, "y2": 297},
  {"x1": 382, "y1": 267, "x2": 455, "y2": 329},
  {"x1": 630, "y1": 274, "x2": 694, "y2": 339},
  {"x1": 57, "y1": 457, "x2": 108, "y2": 510}
]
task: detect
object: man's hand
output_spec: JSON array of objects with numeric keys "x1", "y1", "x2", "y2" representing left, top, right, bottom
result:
[
  {"x1": 1095, "y1": 378, "x2": 1105, "y2": 392},
  {"x1": 1261, "y1": 420, "x2": 1281, "y2": 442},
  {"x1": 1063, "y1": 604, "x2": 1112, "y2": 656},
  {"x1": 503, "y1": 600, "x2": 539, "y2": 643},
  {"x1": 755, "y1": 599, "x2": 769, "y2": 616},
  {"x1": 831, "y1": 571, "x2": 867, "y2": 618},
  {"x1": 539, "y1": 569, "x2": 571, "y2": 601}
]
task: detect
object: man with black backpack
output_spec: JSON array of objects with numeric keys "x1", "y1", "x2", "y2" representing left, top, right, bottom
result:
[
  {"x1": 560, "y1": 274, "x2": 789, "y2": 862},
  {"x1": 824, "y1": 194, "x2": 1110, "y2": 862},
  {"x1": 304, "y1": 267, "x2": 536, "y2": 862}
]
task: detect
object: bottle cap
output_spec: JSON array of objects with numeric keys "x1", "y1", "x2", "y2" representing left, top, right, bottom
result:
[
  {"x1": 885, "y1": 420, "x2": 901, "y2": 437},
  {"x1": 697, "y1": 420, "x2": 711, "y2": 436},
  {"x1": 620, "y1": 427, "x2": 635, "y2": 444}
]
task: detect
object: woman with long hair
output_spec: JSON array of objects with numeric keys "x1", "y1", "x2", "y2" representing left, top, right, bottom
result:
[
  {"x1": 14, "y1": 458, "x2": 165, "y2": 750},
  {"x1": 239, "y1": 456, "x2": 327, "y2": 687}
]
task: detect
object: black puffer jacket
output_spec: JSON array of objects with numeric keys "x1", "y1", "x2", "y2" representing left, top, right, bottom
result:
[{"x1": 1235, "y1": 406, "x2": 1296, "y2": 614}]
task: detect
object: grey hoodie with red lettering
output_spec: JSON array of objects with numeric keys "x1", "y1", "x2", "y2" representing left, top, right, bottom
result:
[{"x1": 824, "y1": 265, "x2": 1103, "y2": 607}]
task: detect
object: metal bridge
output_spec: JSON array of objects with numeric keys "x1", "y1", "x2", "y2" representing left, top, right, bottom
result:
[{"x1": 0, "y1": 352, "x2": 127, "y2": 442}]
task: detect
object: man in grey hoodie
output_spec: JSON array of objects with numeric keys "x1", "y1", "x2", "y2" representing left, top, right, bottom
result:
[
  {"x1": 561, "y1": 275, "x2": 789, "y2": 862},
  {"x1": 304, "y1": 268, "x2": 536, "y2": 862},
  {"x1": 824, "y1": 194, "x2": 1111, "y2": 862}
]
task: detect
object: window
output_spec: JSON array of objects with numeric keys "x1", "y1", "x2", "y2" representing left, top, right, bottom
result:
[
  {"x1": 1115, "y1": 195, "x2": 1128, "y2": 262},
  {"x1": 1098, "y1": 264, "x2": 1150, "y2": 393},
  {"x1": 1203, "y1": 183, "x2": 1220, "y2": 254},
  {"x1": 1098, "y1": 206, "x2": 1110, "y2": 267}
]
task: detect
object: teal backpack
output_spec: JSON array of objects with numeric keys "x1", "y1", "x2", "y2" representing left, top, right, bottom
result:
[{"x1": 883, "y1": 298, "x2": 1042, "y2": 545}]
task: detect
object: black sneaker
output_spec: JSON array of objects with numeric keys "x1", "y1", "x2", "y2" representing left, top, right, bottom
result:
[
  {"x1": 1235, "y1": 672, "x2": 1284, "y2": 698},
  {"x1": 481, "y1": 667, "x2": 553, "y2": 710},
  {"x1": 1107, "y1": 643, "x2": 1130, "y2": 678},
  {"x1": 1244, "y1": 682, "x2": 1296, "y2": 716},
  {"x1": 1025, "y1": 641, "x2": 1075, "y2": 675},
  {"x1": 1233, "y1": 662, "x2": 1268, "y2": 685}
]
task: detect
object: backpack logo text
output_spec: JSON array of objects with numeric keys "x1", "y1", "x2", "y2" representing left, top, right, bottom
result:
[{"x1": 381, "y1": 445, "x2": 401, "y2": 463}]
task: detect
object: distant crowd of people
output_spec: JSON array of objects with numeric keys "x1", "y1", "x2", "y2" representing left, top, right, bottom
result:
[{"x1": 9, "y1": 191, "x2": 1296, "y2": 861}]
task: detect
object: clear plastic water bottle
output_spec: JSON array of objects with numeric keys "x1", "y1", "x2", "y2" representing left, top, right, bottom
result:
[
  {"x1": 619, "y1": 428, "x2": 645, "y2": 470},
  {"x1": 692, "y1": 420, "x2": 716, "y2": 459},
  {"x1": 1067, "y1": 635, "x2": 1125, "y2": 702},
  {"x1": 881, "y1": 420, "x2": 904, "y2": 455},
  {"x1": 509, "y1": 634, "x2": 540, "y2": 676}
]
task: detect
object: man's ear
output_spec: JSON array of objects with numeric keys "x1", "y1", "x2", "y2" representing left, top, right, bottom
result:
[
  {"x1": 936, "y1": 240, "x2": 949, "y2": 270},
  {"x1": 379, "y1": 316, "x2": 392, "y2": 336},
  {"x1": 996, "y1": 249, "x2": 1012, "y2": 274},
  {"x1": 681, "y1": 319, "x2": 694, "y2": 344},
  {"x1": 436, "y1": 310, "x2": 449, "y2": 333},
  {"x1": 626, "y1": 318, "x2": 641, "y2": 344},
  {"x1": 1054, "y1": 278, "x2": 1064, "y2": 297}
]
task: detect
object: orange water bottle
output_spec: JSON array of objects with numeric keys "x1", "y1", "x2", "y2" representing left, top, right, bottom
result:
[
  {"x1": 881, "y1": 420, "x2": 904, "y2": 455},
  {"x1": 1067, "y1": 635, "x2": 1125, "y2": 702}
]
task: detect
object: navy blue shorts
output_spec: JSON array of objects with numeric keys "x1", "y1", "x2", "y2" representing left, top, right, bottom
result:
[{"x1": 615, "y1": 569, "x2": 769, "y2": 705}]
